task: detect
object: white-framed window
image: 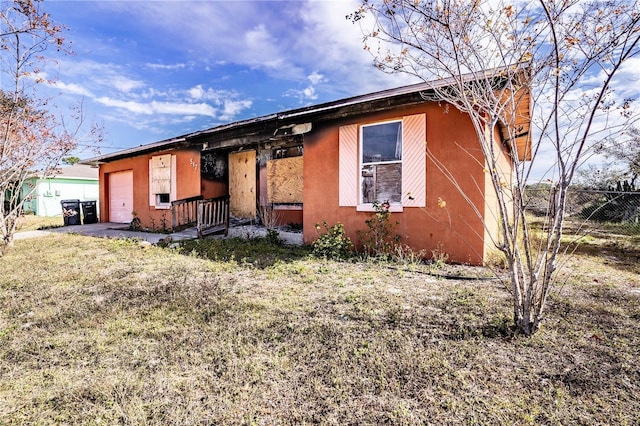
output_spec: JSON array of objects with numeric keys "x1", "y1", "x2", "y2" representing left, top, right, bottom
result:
[
  {"x1": 149, "y1": 154, "x2": 176, "y2": 209},
  {"x1": 156, "y1": 193, "x2": 170, "y2": 207},
  {"x1": 360, "y1": 120, "x2": 403, "y2": 205},
  {"x1": 339, "y1": 113, "x2": 426, "y2": 211}
]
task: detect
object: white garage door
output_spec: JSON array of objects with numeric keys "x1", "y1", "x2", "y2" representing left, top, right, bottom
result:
[{"x1": 109, "y1": 171, "x2": 133, "y2": 223}]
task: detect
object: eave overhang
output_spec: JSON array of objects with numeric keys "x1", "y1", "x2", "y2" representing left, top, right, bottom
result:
[{"x1": 80, "y1": 137, "x2": 190, "y2": 166}]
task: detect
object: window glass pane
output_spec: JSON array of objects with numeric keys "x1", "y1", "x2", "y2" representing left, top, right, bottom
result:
[
  {"x1": 361, "y1": 163, "x2": 402, "y2": 204},
  {"x1": 157, "y1": 193, "x2": 170, "y2": 204},
  {"x1": 362, "y1": 121, "x2": 402, "y2": 163}
]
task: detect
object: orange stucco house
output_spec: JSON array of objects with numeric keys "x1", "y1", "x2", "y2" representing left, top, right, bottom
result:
[{"x1": 83, "y1": 79, "x2": 530, "y2": 264}]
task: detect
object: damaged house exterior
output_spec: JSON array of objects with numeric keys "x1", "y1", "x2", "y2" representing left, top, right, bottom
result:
[{"x1": 83, "y1": 78, "x2": 530, "y2": 265}]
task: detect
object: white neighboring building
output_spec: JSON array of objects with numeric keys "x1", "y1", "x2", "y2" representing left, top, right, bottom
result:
[{"x1": 21, "y1": 164, "x2": 99, "y2": 217}]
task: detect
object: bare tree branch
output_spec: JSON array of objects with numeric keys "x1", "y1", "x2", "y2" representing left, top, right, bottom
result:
[{"x1": 351, "y1": 0, "x2": 640, "y2": 336}]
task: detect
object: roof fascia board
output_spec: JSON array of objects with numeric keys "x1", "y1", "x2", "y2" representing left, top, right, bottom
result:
[{"x1": 80, "y1": 137, "x2": 189, "y2": 165}]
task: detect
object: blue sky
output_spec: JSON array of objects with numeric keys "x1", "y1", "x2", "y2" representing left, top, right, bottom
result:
[
  {"x1": 18, "y1": 0, "x2": 640, "y2": 182},
  {"x1": 38, "y1": 0, "x2": 418, "y2": 157}
]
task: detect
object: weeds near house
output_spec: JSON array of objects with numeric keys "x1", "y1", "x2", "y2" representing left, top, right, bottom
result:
[
  {"x1": 265, "y1": 228, "x2": 283, "y2": 245},
  {"x1": 129, "y1": 210, "x2": 141, "y2": 231},
  {"x1": 430, "y1": 244, "x2": 449, "y2": 269},
  {"x1": 390, "y1": 244, "x2": 427, "y2": 268},
  {"x1": 312, "y1": 221, "x2": 353, "y2": 260},
  {"x1": 357, "y1": 200, "x2": 401, "y2": 258},
  {"x1": 148, "y1": 212, "x2": 171, "y2": 234},
  {"x1": 181, "y1": 236, "x2": 309, "y2": 268},
  {"x1": 0, "y1": 231, "x2": 638, "y2": 424},
  {"x1": 257, "y1": 203, "x2": 283, "y2": 229},
  {"x1": 159, "y1": 210, "x2": 169, "y2": 232}
]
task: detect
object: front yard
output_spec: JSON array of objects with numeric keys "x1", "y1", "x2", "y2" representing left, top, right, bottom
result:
[{"x1": 0, "y1": 229, "x2": 638, "y2": 424}]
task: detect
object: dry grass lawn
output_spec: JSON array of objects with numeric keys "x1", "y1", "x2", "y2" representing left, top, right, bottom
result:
[{"x1": 0, "y1": 227, "x2": 638, "y2": 425}]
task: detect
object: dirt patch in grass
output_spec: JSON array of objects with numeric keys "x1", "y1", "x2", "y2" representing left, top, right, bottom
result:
[{"x1": 0, "y1": 233, "x2": 638, "y2": 424}]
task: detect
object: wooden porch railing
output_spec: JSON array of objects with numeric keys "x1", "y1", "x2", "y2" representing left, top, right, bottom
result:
[
  {"x1": 171, "y1": 195, "x2": 203, "y2": 231},
  {"x1": 197, "y1": 195, "x2": 230, "y2": 238}
]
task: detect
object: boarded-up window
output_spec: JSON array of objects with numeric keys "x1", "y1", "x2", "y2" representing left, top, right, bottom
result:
[
  {"x1": 266, "y1": 156, "x2": 303, "y2": 204},
  {"x1": 151, "y1": 154, "x2": 171, "y2": 194},
  {"x1": 149, "y1": 154, "x2": 177, "y2": 209}
]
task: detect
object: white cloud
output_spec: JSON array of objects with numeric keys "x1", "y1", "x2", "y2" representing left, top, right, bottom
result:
[
  {"x1": 97, "y1": 0, "x2": 391, "y2": 90},
  {"x1": 189, "y1": 85, "x2": 205, "y2": 100},
  {"x1": 110, "y1": 76, "x2": 145, "y2": 93},
  {"x1": 219, "y1": 99, "x2": 253, "y2": 121},
  {"x1": 303, "y1": 86, "x2": 317, "y2": 100},
  {"x1": 95, "y1": 97, "x2": 151, "y2": 115},
  {"x1": 150, "y1": 101, "x2": 217, "y2": 117},
  {"x1": 50, "y1": 59, "x2": 146, "y2": 95},
  {"x1": 245, "y1": 24, "x2": 274, "y2": 52},
  {"x1": 145, "y1": 63, "x2": 187, "y2": 70},
  {"x1": 50, "y1": 81, "x2": 94, "y2": 97},
  {"x1": 96, "y1": 97, "x2": 217, "y2": 118},
  {"x1": 612, "y1": 57, "x2": 640, "y2": 99},
  {"x1": 308, "y1": 71, "x2": 324, "y2": 85},
  {"x1": 294, "y1": 0, "x2": 417, "y2": 94}
]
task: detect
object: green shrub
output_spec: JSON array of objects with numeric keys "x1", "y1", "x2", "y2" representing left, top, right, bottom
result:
[
  {"x1": 312, "y1": 222, "x2": 353, "y2": 260},
  {"x1": 265, "y1": 228, "x2": 283, "y2": 245}
]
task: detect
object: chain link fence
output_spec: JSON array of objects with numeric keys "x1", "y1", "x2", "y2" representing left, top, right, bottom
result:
[{"x1": 524, "y1": 188, "x2": 640, "y2": 235}]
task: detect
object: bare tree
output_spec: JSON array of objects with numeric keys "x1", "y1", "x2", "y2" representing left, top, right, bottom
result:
[
  {"x1": 0, "y1": 0, "x2": 100, "y2": 255},
  {"x1": 350, "y1": 0, "x2": 640, "y2": 336}
]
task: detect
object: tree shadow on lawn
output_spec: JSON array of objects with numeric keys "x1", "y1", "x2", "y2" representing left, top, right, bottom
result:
[{"x1": 558, "y1": 219, "x2": 640, "y2": 275}]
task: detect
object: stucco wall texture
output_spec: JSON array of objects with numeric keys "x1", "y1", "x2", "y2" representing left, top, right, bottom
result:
[
  {"x1": 303, "y1": 103, "x2": 501, "y2": 265},
  {"x1": 98, "y1": 148, "x2": 202, "y2": 228}
]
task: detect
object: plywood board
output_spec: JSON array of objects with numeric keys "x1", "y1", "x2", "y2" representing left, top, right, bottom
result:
[
  {"x1": 229, "y1": 151, "x2": 256, "y2": 218},
  {"x1": 151, "y1": 154, "x2": 171, "y2": 194},
  {"x1": 266, "y1": 156, "x2": 303, "y2": 204}
]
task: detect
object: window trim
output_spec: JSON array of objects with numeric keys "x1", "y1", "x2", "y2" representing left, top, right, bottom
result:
[
  {"x1": 339, "y1": 113, "x2": 426, "y2": 210},
  {"x1": 156, "y1": 193, "x2": 171, "y2": 208},
  {"x1": 359, "y1": 119, "x2": 403, "y2": 208}
]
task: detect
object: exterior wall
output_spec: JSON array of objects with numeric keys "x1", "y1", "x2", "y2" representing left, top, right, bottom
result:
[
  {"x1": 270, "y1": 207, "x2": 303, "y2": 227},
  {"x1": 22, "y1": 177, "x2": 98, "y2": 217},
  {"x1": 97, "y1": 148, "x2": 202, "y2": 228},
  {"x1": 201, "y1": 178, "x2": 227, "y2": 199},
  {"x1": 483, "y1": 124, "x2": 513, "y2": 258},
  {"x1": 303, "y1": 102, "x2": 491, "y2": 265}
]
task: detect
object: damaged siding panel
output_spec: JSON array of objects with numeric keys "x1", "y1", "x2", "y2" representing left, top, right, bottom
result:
[{"x1": 266, "y1": 156, "x2": 303, "y2": 204}]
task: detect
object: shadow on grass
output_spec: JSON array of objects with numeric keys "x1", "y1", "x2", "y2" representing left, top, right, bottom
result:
[
  {"x1": 178, "y1": 237, "x2": 312, "y2": 269},
  {"x1": 529, "y1": 216, "x2": 640, "y2": 275},
  {"x1": 562, "y1": 237, "x2": 640, "y2": 274}
]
